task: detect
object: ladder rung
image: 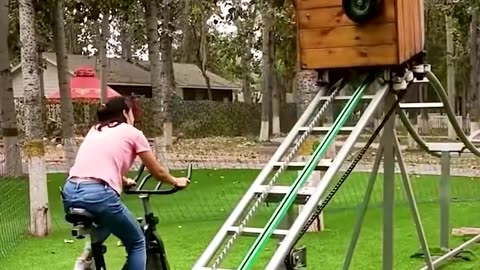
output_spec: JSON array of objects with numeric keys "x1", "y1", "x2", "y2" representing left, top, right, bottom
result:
[
  {"x1": 255, "y1": 185, "x2": 316, "y2": 204},
  {"x1": 298, "y1": 126, "x2": 354, "y2": 134},
  {"x1": 399, "y1": 102, "x2": 443, "y2": 109},
  {"x1": 273, "y1": 160, "x2": 332, "y2": 171},
  {"x1": 227, "y1": 226, "x2": 289, "y2": 238},
  {"x1": 320, "y1": 95, "x2": 375, "y2": 101}
]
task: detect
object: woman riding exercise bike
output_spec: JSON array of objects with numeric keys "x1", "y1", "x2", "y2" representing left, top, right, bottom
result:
[{"x1": 61, "y1": 96, "x2": 190, "y2": 270}]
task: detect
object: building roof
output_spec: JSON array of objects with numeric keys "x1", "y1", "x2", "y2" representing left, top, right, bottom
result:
[
  {"x1": 12, "y1": 52, "x2": 240, "y2": 90},
  {"x1": 136, "y1": 61, "x2": 240, "y2": 90}
]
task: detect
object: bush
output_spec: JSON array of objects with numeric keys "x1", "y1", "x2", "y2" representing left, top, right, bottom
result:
[{"x1": 14, "y1": 98, "x2": 296, "y2": 139}]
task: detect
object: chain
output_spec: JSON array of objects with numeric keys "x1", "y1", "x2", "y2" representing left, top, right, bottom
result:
[
  {"x1": 210, "y1": 80, "x2": 345, "y2": 269},
  {"x1": 287, "y1": 89, "x2": 407, "y2": 254}
]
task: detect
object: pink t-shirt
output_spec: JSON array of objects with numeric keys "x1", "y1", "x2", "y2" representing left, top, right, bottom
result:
[{"x1": 69, "y1": 123, "x2": 151, "y2": 195}]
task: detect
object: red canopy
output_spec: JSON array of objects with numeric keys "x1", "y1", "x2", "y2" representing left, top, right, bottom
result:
[{"x1": 47, "y1": 67, "x2": 121, "y2": 101}]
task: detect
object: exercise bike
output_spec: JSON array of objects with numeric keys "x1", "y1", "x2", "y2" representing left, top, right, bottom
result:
[{"x1": 62, "y1": 164, "x2": 192, "y2": 270}]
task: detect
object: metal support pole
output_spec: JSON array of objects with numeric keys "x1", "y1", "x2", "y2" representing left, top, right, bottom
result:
[
  {"x1": 342, "y1": 144, "x2": 384, "y2": 270},
  {"x1": 393, "y1": 133, "x2": 434, "y2": 269},
  {"x1": 382, "y1": 91, "x2": 396, "y2": 270},
  {"x1": 439, "y1": 151, "x2": 450, "y2": 250},
  {"x1": 418, "y1": 233, "x2": 480, "y2": 270}
]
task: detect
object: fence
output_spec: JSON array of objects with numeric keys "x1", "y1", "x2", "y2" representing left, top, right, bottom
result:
[
  {"x1": 0, "y1": 143, "x2": 29, "y2": 260},
  {"x1": 394, "y1": 114, "x2": 470, "y2": 134}
]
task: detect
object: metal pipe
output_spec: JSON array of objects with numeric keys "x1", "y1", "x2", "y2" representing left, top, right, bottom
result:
[
  {"x1": 192, "y1": 85, "x2": 328, "y2": 269},
  {"x1": 427, "y1": 71, "x2": 480, "y2": 156},
  {"x1": 397, "y1": 109, "x2": 440, "y2": 158},
  {"x1": 382, "y1": 91, "x2": 396, "y2": 270},
  {"x1": 439, "y1": 151, "x2": 450, "y2": 250},
  {"x1": 394, "y1": 133, "x2": 434, "y2": 269},
  {"x1": 265, "y1": 81, "x2": 389, "y2": 269},
  {"x1": 418, "y1": 233, "x2": 480, "y2": 270}
]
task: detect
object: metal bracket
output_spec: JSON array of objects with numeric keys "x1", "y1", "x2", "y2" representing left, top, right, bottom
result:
[
  {"x1": 412, "y1": 64, "x2": 431, "y2": 80},
  {"x1": 284, "y1": 246, "x2": 307, "y2": 270}
]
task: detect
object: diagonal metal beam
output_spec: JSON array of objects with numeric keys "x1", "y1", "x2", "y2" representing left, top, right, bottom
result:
[{"x1": 264, "y1": 81, "x2": 389, "y2": 270}]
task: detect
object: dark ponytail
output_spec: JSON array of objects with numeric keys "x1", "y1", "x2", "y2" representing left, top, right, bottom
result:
[{"x1": 96, "y1": 96, "x2": 141, "y2": 131}]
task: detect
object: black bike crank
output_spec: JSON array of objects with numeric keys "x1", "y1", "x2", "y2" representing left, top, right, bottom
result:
[{"x1": 342, "y1": 0, "x2": 384, "y2": 23}]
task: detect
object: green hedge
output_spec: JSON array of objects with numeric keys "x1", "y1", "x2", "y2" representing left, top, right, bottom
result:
[
  {"x1": 14, "y1": 98, "x2": 297, "y2": 138},
  {"x1": 137, "y1": 98, "x2": 262, "y2": 138}
]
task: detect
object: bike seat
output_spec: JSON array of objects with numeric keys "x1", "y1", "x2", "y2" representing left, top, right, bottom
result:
[{"x1": 65, "y1": 208, "x2": 96, "y2": 225}]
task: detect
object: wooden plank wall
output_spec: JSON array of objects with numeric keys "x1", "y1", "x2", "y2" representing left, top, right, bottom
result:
[
  {"x1": 295, "y1": 0, "x2": 425, "y2": 69},
  {"x1": 396, "y1": 0, "x2": 425, "y2": 63},
  {"x1": 295, "y1": 0, "x2": 398, "y2": 69}
]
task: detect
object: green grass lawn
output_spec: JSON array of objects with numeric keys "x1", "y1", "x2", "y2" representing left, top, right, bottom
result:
[{"x1": 1, "y1": 169, "x2": 480, "y2": 269}]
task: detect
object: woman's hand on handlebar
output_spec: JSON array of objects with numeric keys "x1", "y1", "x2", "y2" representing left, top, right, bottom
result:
[
  {"x1": 138, "y1": 151, "x2": 192, "y2": 189},
  {"x1": 122, "y1": 177, "x2": 137, "y2": 189},
  {"x1": 174, "y1": 177, "x2": 190, "y2": 189}
]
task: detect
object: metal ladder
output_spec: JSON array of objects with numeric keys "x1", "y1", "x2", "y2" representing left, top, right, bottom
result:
[{"x1": 193, "y1": 75, "x2": 388, "y2": 270}]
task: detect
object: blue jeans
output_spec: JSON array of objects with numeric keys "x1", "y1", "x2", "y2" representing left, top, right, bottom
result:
[{"x1": 62, "y1": 179, "x2": 146, "y2": 270}]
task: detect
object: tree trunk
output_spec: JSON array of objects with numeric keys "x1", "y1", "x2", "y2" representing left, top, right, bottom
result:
[
  {"x1": 272, "y1": 67, "x2": 281, "y2": 135},
  {"x1": 120, "y1": 27, "x2": 132, "y2": 62},
  {"x1": 52, "y1": 0, "x2": 76, "y2": 169},
  {"x1": 198, "y1": 11, "x2": 212, "y2": 100},
  {"x1": 296, "y1": 70, "x2": 324, "y2": 232},
  {"x1": 143, "y1": 0, "x2": 172, "y2": 156},
  {"x1": 99, "y1": 14, "x2": 109, "y2": 103},
  {"x1": 65, "y1": 21, "x2": 81, "y2": 54},
  {"x1": 0, "y1": 0, "x2": 22, "y2": 177},
  {"x1": 180, "y1": 0, "x2": 196, "y2": 63},
  {"x1": 37, "y1": 51, "x2": 46, "y2": 130},
  {"x1": 18, "y1": 0, "x2": 50, "y2": 236},
  {"x1": 469, "y1": 9, "x2": 480, "y2": 133},
  {"x1": 160, "y1": 0, "x2": 175, "y2": 147},
  {"x1": 240, "y1": 36, "x2": 253, "y2": 103},
  {"x1": 143, "y1": 0, "x2": 164, "y2": 157},
  {"x1": 234, "y1": 0, "x2": 254, "y2": 104},
  {"x1": 445, "y1": 14, "x2": 456, "y2": 139},
  {"x1": 258, "y1": 5, "x2": 273, "y2": 142}
]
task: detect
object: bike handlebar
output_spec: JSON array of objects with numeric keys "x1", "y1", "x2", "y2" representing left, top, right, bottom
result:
[{"x1": 124, "y1": 164, "x2": 192, "y2": 195}]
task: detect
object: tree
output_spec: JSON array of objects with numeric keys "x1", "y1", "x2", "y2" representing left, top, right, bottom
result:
[
  {"x1": 51, "y1": 0, "x2": 75, "y2": 168},
  {"x1": 272, "y1": 2, "x2": 296, "y2": 134},
  {"x1": 179, "y1": 0, "x2": 196, "y2": 63},
  {"x1": 259, "y1": 1, "x2": 274, "y2": 142},
  {"x1": 143, "y1": 0, "x2": 164, "y2": 155},
  {"x1": 18, "y1": 0, "x2": 50, "y2": 236},
  {"x1": 0, "y1": 0, "x2": 22, "y2": 177},
  {"x1": 99, "y1": 13, "x2": 109, "y2": 103},
  {"x1": 469, "y1": 5, "x2": 480, "y2": 132},
  {"x1": 231, "y1": 0, "x2": 256, "y2": 104},
  {"x1": 159, "y1": 0, "x2": 176, "y2": 147},
  {"x1": 195, "y1": 1, "x2": 213, "y2": 100}
]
